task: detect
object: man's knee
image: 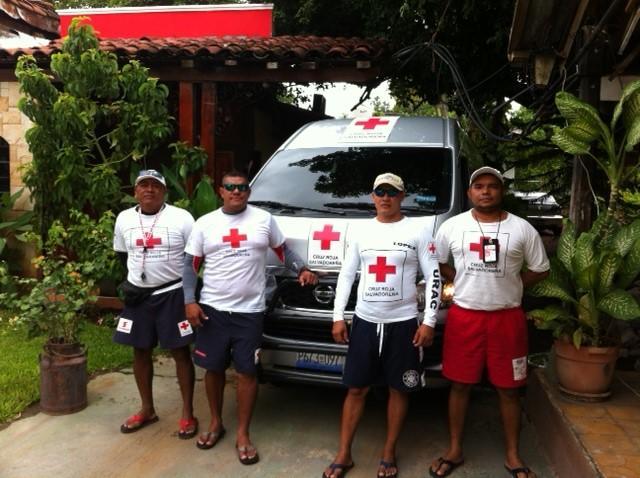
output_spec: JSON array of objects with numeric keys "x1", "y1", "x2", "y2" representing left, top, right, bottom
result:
[
  {"x1": 170, "y1": 345, "x2": 192, "y2": 363},
  {"x1": 347, "y1": 386, "x2": 369, "y2": 399},
  {"x1": 496, "y1": 386, "x2": 521, "y2": 400},
  {"x1": 134, "y1": 347, "x2": 153, "y2": 360},
  {"x1": 450, "y1": 381, "x2": 473, "y2": 395}
]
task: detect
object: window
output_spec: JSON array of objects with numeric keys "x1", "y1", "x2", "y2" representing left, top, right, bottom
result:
[{"x1": 0, "y1": 137, "x2": 9, "y2": 193}]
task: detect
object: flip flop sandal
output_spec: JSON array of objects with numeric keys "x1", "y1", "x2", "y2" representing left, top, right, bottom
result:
[
  {"x1": 178, "y1": 417, "x2": 198, "y2": 439},
  {"x1": 196, "y1": 427, "x2": 226, "y2": 450},
  {"x1": 236, "y1": 444, "x2": 260, "y2": 465},
  {"x1": 377, "y1": 459, "x2": 398, "y2": 478},
  {"x1": 504, "y1": 465, "x2": 537, "y2": 478},
  {"x1": 120, "y1": 413, "x2": 159, "y2": 434},
  {"x1": 429, "y1": 457, "x2": 464, "y2": 478},
  {"x1": 322, "y1": 462, "x2": 354, "y2": 478}
]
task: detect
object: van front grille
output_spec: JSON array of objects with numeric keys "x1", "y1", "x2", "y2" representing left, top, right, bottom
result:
[
  {"x1": 270, "y1": 278, "x2": 357, "y2": 311},
  {"x1": 263, "y1": 318, "x2": 335, "y2": 343}
]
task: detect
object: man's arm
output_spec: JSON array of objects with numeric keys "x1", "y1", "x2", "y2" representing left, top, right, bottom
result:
[
  {"x1": 116, "y1": 251, "x2": 128, "y2": 270},
  {"x1": 332, "y1": 239, "x2": 360, "y2": 344},
  {"x1": 182, "y1": 253, "x2": 207, "y2": 327},
  {"x1": 439, "y1": 262, "x2": 456, "y2": 282},
  {"x1": 521, "y1": 269, "x2": 549, "y2": 288},
  {"x1": 415, "y1": 239, "x2": 442, "y2": 347},
  {"x1": 272, "y1": 242, "x2": 318, "y2": 286}
]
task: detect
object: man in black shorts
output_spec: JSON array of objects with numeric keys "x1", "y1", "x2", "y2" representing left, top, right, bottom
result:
[
  {"x1": 323, "y1": 173, "x2": 442, "y2": 478},
  {"x1": 183, "y1": 170, "x2": 317, "y2": 464},
  {"x1": 113, "y1": 169, "x2": 198, "y2": 439}
]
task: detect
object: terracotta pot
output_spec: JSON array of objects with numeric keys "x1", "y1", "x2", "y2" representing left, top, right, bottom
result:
[{"x1": 553, "y1": 339, "x2": 619, "y2": 400}]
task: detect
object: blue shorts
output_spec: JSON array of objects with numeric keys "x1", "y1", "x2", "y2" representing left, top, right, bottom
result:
[
  {"x1": 113, "y1": 287, "x2": 194, "y2": 350},
  {"x1": 192, "y1": 304, "x2": 263, "y2": 375},
  {"x1": 342, "y1": 315, "x2": 425, "y2": 392}
]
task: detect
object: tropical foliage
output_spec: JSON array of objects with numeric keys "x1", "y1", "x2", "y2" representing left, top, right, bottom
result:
[{"x1": 529, "y1": 81, "x2": 640, "y2": 347}]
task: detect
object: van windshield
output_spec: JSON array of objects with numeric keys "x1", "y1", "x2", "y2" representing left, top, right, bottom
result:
[{"x1": 250, "y1": 147, "x2": 453, "y2": 217}]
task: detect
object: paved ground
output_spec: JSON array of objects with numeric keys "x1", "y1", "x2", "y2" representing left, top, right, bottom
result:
[{"x1": 0, "y1": 359, "x2": 554, "y2": 478}]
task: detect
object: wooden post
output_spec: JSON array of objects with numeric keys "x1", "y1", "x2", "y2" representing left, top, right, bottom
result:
[
  {"x1": 178, "y1": 82, "x2": 195, "y2": 194},
  {"x1": 200, "y1": 82, "x2": 217, "y2": 186},
  {"x1": 568, "y1": 26, "x2": 601, "y2": 232}
]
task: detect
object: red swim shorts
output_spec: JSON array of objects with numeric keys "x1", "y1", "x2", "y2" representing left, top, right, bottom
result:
[{"x1": 442, "y1": 304, "x2": 528, "y2": 388}]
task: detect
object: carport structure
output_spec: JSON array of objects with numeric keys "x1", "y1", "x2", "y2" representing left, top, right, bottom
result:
[{"x1": 0, "y1": 5, "x2": 387, "y2": 191}]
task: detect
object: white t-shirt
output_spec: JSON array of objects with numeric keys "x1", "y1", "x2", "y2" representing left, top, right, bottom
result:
[
  {"x1": 113, "y1": 204, "x2": 194, "y2": 288},
  {"x1": 333, "y1": 217, "x2": 441, "y2": 326},
  {"x1": 435, "y1": 210, "x2": 550, "y2": 311},
  {"x1": 185, "y1": 205, "x2": 285, "y2": 313}
]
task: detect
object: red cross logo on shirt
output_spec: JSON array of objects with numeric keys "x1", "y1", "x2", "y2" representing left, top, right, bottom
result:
[
  {"x1": 313, "y1": 224, "x2": 341, "y2": 250},
  {"x1": 428, "y1": 242, "x2": 437, "y2": 254},
  {"x1": 136, "y1": 232, "x2": 162, "y2": 249},
  {"x1": 368, "y1": 256, "x2": 396, "y2": 282},
  {"x1": 469, "y1": 236, "x2": 499, "y2": 260},
  {"x1": 223, "y1": 228, "x2": 247, "y2": 248},
  {"x1": 179, "y1": 321, "x2": 190, "y2": 330},
  {"x1": 355, "y1": 118, "x2": 389, "y2": 130}
]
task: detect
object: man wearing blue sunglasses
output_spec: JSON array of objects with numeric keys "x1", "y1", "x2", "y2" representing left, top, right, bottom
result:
[
  {"x1": 183, "y1": 169, "x2": 317, "y2": 465},
  {"x1": 324, "y1": 172, "x2": 441, "y2": 478}
]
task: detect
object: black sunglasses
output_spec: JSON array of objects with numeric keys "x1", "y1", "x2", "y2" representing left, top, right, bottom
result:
[
  {"x1": 373, "y1": 187, "x2": 400, "y2": 198},
  {"x1": 222, "y1": 183, "x2": 250, "y2": 192}
]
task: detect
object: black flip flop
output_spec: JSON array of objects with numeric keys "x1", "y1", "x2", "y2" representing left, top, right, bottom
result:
[
  {"x1": 196, "y1": 427, "x2": 226, "y2": 450},
  {"x1": 504, "y1": 464, "x2": 536, "y2": 478},
  {"x1": 429, "y1": 457, "x2": 464, "y2": 477},
  {"x1": 322, "y1": 462, "x2": 354, "y2": 478},
  {"x1": 236, "y1": 444, "x2": 260, "y2": 465},
  {"x1": 377, "y1": 459, "x2": 398, "y2": 478}
]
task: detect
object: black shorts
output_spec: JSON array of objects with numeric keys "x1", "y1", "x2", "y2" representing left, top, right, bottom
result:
[
  {"x1": 113, "y1": 287, "x2": 194, "y2": 350},
  {"x1": 192, "y1": 304, "x2": 263, "y2": 375},
  {"x1": 342, "y1": 315, "x2": 425, "y2": 392}
]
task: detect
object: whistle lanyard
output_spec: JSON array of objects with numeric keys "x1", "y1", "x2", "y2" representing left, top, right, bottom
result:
[
  {"x1": 473, "y1": 211, "x2": 502, "y2": 240},
  {"x1": 137, "y1": 204, "x2": 165, "y2": 281}
]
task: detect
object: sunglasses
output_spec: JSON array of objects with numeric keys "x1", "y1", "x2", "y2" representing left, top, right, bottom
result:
[
  {"x1": 222, "y1": 183, "x2": 250, "y2": 192},
  {"x1": 373, "y1": 187, "x2": 401, "y2": 198}
]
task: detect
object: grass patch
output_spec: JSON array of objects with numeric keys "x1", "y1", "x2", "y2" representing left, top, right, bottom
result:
[{"x1": 0, "y1": 314, "x2": 132, "y2": 424}]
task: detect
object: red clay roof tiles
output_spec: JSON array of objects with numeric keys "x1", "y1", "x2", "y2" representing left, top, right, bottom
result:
[{"x1": 0, "y1": 0, "x2": 58, "y2": 38}]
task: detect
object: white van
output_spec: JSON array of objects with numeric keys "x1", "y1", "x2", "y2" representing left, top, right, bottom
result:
[{"x1": 249, "y1": 116, "x2": 467, "y2": 386}]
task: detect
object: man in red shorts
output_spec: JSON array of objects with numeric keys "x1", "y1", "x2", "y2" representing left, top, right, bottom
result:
[{"x1": 429, "y1": 167, "x2": 549, "y2": 478}]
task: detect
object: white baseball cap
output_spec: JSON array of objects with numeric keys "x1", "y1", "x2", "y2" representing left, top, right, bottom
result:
[
  {"x1": 135, "y1": 169, "x2": 166, "y2": 187},
  {"x1": 373, "y1": 172, "x2": 405, "y2": 191},
  {"x1": 469, "y1": 166, "x2": 503, "y2": 186}
]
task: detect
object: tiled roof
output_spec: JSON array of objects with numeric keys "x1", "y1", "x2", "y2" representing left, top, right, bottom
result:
[
  {"x1": 0, "y1": 0, "x2": 58, "y2": 38},
  {"x1": 0, "y1": 35, "x2": 386, "y2": 64}
]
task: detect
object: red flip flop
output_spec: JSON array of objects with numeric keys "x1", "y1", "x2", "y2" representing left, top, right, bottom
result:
[
  {"x1": 120, "y1": 413, "x2": 159, "y2": 434},
  {"x1": 178, "y1": 417, "x2": 198, "y2": 439}
]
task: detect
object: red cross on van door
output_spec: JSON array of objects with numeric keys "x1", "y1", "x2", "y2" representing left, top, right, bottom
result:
[
  {"x1": 313, "y1": 224, "x2": 341, "y2": 250},
  {"x1": 223, "y1": 228, "x2": 247, "y2": 248},
  {"x1": 136, "y1": 232, "x2": 162, "y2": 249},
  {"x1": 368, "y1": 256, "x2": 396, "y2": 282},
  {"x1": 355, "y1": 118, "x2": 390, "y2": 130}
]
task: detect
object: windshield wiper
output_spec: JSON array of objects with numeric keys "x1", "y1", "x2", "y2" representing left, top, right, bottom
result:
[
  {"x1": 401, "y1": 206, "x2": 448, "y2": 214},
  {"x1": 249, "y1": 200, "x2": 346, "y2": 216},
  {"x1": 323, "y1": 202, "x2": 375, "y2": 211}
]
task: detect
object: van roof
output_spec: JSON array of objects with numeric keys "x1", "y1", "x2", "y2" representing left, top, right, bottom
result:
[{"x1": 280, "y1": 116, "x2": 458, "y2": 150}]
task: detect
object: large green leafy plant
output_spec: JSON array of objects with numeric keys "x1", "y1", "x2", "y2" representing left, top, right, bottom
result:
[{"x1": 529, "y1": 81, "x2": 640, "y2": 347}]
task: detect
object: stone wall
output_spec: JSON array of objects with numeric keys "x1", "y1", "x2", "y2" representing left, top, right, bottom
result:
[{"x1": 0, "y1": 80, "x2": 33, "y2": 212}]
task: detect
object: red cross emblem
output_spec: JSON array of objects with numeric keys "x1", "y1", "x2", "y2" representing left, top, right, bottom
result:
[
  {"x1": 179, "y1": 321, "x2": 190, "y2": 330},
  {"x1": 223, "y1": 228, "x2": 247, "y2": 248},
  {"x1": 368, "y1": 256, "x2": 396, "y2": 282},
  {"x1": 136, "y1": 232, "x2": 162, "y2": 249},
  {"x1": 428, "y1": 242, "x2": 436, "y2": 254},
  {"x1": 313, "y1": 224, "x2": 341, "y2": 250},
  {"x1": 469, "y1": 236, "x2": 499, "y2": 260},
  {"x1": 355, "y1": 118, "x2": 390, "y2": 130}
]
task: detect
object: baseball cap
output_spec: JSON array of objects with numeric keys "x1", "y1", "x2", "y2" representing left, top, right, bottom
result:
[
  {"x1": 469, "y1": 166, "x2": 503, "y2": 186},
  {"x1": 373, "y1": 172, "x2": 405, "y2": 191},
  {"x1": 135, "y1": 169, "x2": 166, "y2": 187}
]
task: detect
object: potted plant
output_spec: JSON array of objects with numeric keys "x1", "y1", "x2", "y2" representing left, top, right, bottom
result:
[
  {"x1": 528, "y1": 81, "x2": 640, "y2": 399},
  {"x1": 7, "y1": 220, "x2": 99, "y2": 414}
]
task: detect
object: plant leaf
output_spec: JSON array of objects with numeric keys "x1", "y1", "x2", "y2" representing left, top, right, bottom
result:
[
  {"x1": 552, "y1": 129, "x2": 590, "y2": 155},
  {"x1": 528, "y1": 274, "x2": 577, "y2": 303},
  {"x1": 572, "y1": 328, "x2": 583, "y2": 349},
  {"x1": 577, "y1": 293, "x2": 598, "y2": 329},
  {"x1": 597, "y1": 289, "x2": 640, "y2": 321},
  {"x1": 625, "y1": 114, "x2": 640, "y2": 151},
  {"x1": 557, "y1": 220, "x2": 576, "y2": 274},
  {"x1": 616, "y1": 237, "x2": 640, "y2": 289},
  {"x1": 612, "y1": 222, "x2": 636, "y2": 257},
  {"x1": 611, "y1": 79, "x2": 640, "y2": 128}
]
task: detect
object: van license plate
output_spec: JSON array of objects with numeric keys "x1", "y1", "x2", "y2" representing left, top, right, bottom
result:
[{"x1": 295, "y1": 352, "x2": 344, "y2": 372}]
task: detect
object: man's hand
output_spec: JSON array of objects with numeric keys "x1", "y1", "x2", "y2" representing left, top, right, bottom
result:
[
  {"x1": 298, "y1": 269, "x2": 318, "y2": 286},
  {"x1": 185, "y1": 303, "x2": 208, "y2": 328},
  {"x1": 332, "y1": 320, "x2": 349, "y2": 344},
  {"x1": 412, "y1": 323, "x2": 435, "y2": 347}
]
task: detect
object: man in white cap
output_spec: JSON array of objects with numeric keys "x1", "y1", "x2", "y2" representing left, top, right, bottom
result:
[
  {"x1": 429, "y1": 167, "x2": 549, "y2": 478},
  {"x1": 113, "y1": 169, "x2": 198, "y2": 439},
  {"x1": 323, "y1": 172, "x2": 441, "y2": 478}
]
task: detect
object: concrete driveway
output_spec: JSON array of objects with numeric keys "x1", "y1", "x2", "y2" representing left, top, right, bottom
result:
[{"x1": 0, "y1": 358, "x2": 554, "y2": 477}]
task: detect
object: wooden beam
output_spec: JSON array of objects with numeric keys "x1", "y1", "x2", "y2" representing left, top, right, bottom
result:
[
  {"x1": 178, "y1": 82, "x2": 195, "y2": 144},
  {"x1": 148, "y1": 65, "x2": 381, "y2": 83},
  {"x1": 200, "y1": 82, "x2": 217, "y2": 186}
]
